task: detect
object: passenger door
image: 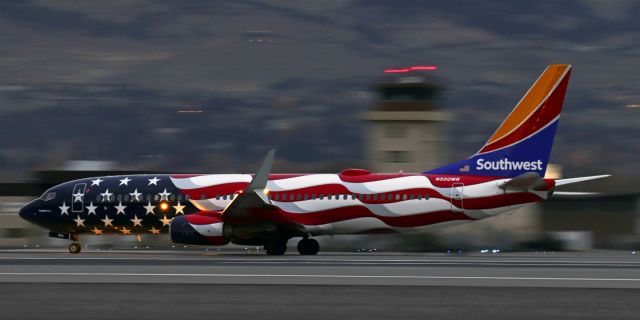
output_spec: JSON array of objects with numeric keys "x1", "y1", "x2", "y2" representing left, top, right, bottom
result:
[
  {"x1": 71, "y1": 183, "x2": 87, "y2": 213},
  {"x1": 450, "y1": 182, "x2": 464, "y2": 212}
]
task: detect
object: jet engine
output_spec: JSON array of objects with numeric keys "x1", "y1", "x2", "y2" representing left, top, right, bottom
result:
[{"x1": 169, "y1": 213, "x2": 228, "y2": 246}]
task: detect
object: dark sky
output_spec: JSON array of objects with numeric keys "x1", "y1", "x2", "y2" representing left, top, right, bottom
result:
[{"x1": 1, "y1": 0, "x2": 639, "y2": 178}]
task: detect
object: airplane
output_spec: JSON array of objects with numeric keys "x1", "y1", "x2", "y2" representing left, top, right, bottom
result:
[{"x1": 19, "y1": 64, "x2": 608, "y2": 255}]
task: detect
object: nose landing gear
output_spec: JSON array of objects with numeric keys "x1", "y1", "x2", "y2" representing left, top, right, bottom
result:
[
  {"x1": 68, "y1": 242, "x2": 82, "y2": 254},
  {"x1": 49, "y1": 231, "x2": 83, "y2": 254},
  {"x1": 68, "y1": 234, "x2": 81, "y2": 254}
]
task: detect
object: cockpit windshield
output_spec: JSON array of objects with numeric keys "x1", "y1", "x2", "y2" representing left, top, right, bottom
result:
[{"x1": 40, "y1": 192, "x2": 56, "y2": 201}]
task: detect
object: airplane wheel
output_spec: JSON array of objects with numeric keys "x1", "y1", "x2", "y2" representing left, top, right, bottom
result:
[
  {"x1": 264, "y1": 239, "x2": 287, "y2": 255},
  {"x1": 297, "y1": 238, "x2": 319, "y2": 255},
  {"x1": 68, "y1": 243, "x2": 82, "y2": 254}
]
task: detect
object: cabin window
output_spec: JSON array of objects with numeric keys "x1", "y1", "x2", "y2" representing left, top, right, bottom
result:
[
  {"x1": 311, "y1": 194, "x2": 317, "y2": 200},
  {"x1": 185, "y1": 194, "x2": 190, "y2": 200},
  {"x1": 124, "y1": 194, "x2": 130, "y2": 202},
  {"x1": 409, "y1": 194, "x2": 415, "y2": 200},
  {"x1": 154, "y1": 195, "x2": 159, "y2": 201},
  {"x1": 372, "y1": 194, "x2": 378, "y2": 201},
  {"x1": 304, "y1": 194, "x2": 309, "y2": 200},
  {"x1": 380, "y1": 194, "x2": 386, "y2": 201},
  {"x1": 178, "y1": 194, "x2": 183, "y2": 201},
  {"x1": 402, "y1": 194, "x2": 408, "y2": 200},
  {"x1": 351, "y1": 194, "x2": 356, "y2": 200},
  {"x1": 343, "y1": 194, "x2": 348, "y2": 200},
  {"x1": 200, "y1": 194, "x2": 206, "y2": 200},
  {"x1": 282, "y1": 194, "x2": 288, "y2": 201},
  {"x1": 297, "y1": 194, "x2": 302, "y2": 201},
  {"x1": 319, "y1": 194, "x2": 324, "y2": 199},
  {"x1": 96, "y1": 195, "x2": 102, "y2": 202},
  {"x1": 169, "y1": 195, "x2": 176, "y2": 202},
  {"x1": 117, "y1": 194, "x2": 122, "y2": 202},
  {"x1": 395, "y1": 194, "x2": 400, "y2": 201},
  {"x1": 365, "y1": 194, "x2": 371, "y2": 201}
]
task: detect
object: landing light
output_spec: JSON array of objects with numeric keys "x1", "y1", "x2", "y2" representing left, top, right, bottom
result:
[
  {"x1": 160, "y1": 202, "x2": 169, "y2": 211},
  {"x1": 263, "y1": 188, "x2": 270, "y2": 195}
]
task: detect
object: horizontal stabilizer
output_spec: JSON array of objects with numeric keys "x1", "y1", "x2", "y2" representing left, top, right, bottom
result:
[
  {"x1": 555, "y1": 175, "x2": 611, "y2": 187},
  {"x1": 552, "y1": 191, "x2": 600, "y2": 198},
  {"x1": 499, "y1": 172, "x2": 547, "y2": 191}
]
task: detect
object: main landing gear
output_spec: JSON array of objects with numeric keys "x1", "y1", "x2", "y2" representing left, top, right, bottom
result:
[
  {"x1": 264, "y1": 238, "x2": 288, "y2": 255},
  {"x1": 68, "y1": 234, "x2": 81, "y2": 254},
  {"x1": 297, "y1": 238, "x2": 319, "y2": 255},
  {"x1": 263, "y1": 237, "x2": 320, "y2": 255}
]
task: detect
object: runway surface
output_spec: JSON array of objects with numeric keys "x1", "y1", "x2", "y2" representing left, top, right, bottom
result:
[{"x1": 0, "y1": 249, "x2": 639, "y2": 319}]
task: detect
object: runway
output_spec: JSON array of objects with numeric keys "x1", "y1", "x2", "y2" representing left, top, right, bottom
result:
[{"x1": 0, "y1": 250, "x2": 639, "y2": 319}]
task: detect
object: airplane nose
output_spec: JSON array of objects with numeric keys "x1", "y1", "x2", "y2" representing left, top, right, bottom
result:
[{"x1": 18, "y1": 201, "x2": 35, "y2": 222}]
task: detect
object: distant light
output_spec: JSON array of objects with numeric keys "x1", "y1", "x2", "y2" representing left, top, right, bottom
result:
[
  {"x1": 384, "y1": 65, "x2": 438, "y2": 73},
  {"x1": 384, "y1": 68, "x2": 411, "y2": 73},
  {"x1": 178, "y1": 110, "x2": 204, "y2": 113},
  {"x1": 409, "y1": 66, "x2": 438, "y2": 71},
  {"x1": 626, "y1": 104, "x2": 640, "y2": 108}
]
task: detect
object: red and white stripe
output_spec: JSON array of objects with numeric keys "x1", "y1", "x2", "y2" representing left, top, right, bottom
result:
[{"x1": 170, "y1": 174, "x2": 547, "y2": 235}]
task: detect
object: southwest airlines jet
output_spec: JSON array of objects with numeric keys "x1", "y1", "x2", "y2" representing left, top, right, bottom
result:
[{"x1": 19, "y1": 64, "x2": 607, "y2": 255}]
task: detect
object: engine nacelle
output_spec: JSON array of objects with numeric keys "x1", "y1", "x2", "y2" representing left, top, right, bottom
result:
[{"x1": 169, "y1": 213, "x2": 228, "y2": 246}]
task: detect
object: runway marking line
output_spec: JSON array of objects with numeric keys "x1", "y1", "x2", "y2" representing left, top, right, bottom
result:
[
  {"x1": 0, "y1": 273, "x2": 639, "y2": 282},
  {"x1": 1, "y1": 257, "x2": 640, "y2": 266}
]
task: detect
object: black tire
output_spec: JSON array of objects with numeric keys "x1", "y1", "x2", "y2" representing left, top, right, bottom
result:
[
  {"x1": 297, "y1": 238, "x2": 319, "y2": 255},
  {"x1": 68, "y1": 243, "x2": 82, "y2": 254},
  {"x1": 264, "y1": 239, "x2": 287, "y2": 255}
]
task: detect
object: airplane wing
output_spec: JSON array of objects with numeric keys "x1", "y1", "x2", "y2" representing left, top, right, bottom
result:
[{"x1": 219, "y1": 149, "x2": 299, "y2": 226}]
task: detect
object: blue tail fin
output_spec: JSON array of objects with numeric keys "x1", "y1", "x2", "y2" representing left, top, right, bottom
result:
[{"x1": 425, "y1": 64, "x2": 572, "y2": 178}]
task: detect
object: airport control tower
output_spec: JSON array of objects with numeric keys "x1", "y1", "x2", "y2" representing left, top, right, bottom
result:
[{"x1": 362, "y1": 66, "x2": 451, "y2": 173}]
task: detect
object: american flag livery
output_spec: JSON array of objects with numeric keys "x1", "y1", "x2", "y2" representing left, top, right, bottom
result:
[
  {"x1": 18, "y1": 64, "x2": 609, "y2": 255},
  {"x1": 171, "y1": 172, "x2": 553, "y2": 238}
]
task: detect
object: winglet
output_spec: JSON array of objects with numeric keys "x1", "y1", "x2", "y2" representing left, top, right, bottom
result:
[{"x1": 247, "y1": 149, "x2": 276, "y2": 191}]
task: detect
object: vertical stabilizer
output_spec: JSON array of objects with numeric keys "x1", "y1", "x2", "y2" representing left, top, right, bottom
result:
[{"x1": 426, "y1": 64, "x2": 572, "y2": 177}]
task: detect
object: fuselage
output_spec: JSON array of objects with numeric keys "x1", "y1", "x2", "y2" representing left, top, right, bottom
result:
[{"x1": 19, "y1": 170, "x2": 554, "y2": 239}]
